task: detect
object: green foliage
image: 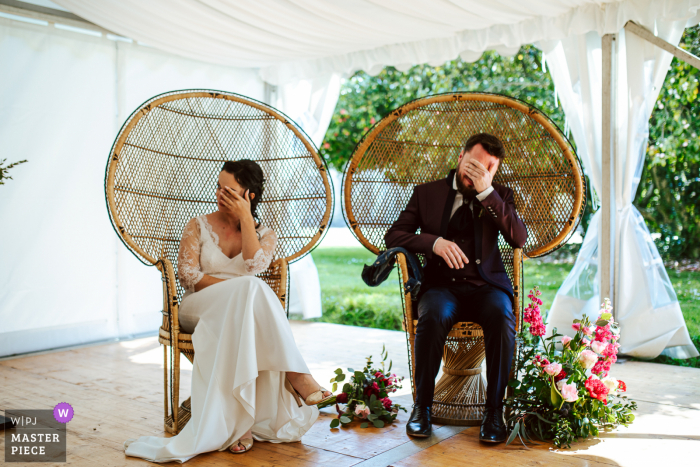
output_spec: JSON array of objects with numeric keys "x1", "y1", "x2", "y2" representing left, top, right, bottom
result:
[
  {"x1": 507, "y1": 297, "x2": 637, "y2": 449},
  {"x1": 309, "y1": 248, "x2": 403, "y2": 331},
  {"x1": 0, "y1": 159, "x2": 27, "y2": 185},
  {"x1": 636, "y1": 25, "x2": 700, "y2": 259},
  {"x1": 321, "y1": 348, "x2": 406, "y2": 429}
]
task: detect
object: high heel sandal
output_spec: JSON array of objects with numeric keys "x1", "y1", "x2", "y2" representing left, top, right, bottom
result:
[
  {"x1": 285, "y1": 376, "x2": 334, "y2": 407},
  {"x1": 229, "y1": 438, "x2": 253, "y2": 454}
]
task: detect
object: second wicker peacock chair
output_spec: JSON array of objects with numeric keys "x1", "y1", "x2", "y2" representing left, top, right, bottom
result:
[
  {"x1": 343, "y1": 92, "x2": 585, "y2": 426},
  {"x1": 105, "y1": 90, "x2": 333, "y2": 434}
]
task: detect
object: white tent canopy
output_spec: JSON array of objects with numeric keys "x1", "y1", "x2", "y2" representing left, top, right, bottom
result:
[
  {"x1": 2, "y1": 0, "x2": 699, "y2": 358},
  {"x1": 55, "y1": 0, "x2": 700, "y2": 84}
]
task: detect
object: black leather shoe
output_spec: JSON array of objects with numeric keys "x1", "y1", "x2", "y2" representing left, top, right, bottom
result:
[
  {"x1": 479, "y1": 406, "x2": 507, "y2": 443},
  {"x1": 406, "y1": 403, "x2": 432, "y2": 438}
]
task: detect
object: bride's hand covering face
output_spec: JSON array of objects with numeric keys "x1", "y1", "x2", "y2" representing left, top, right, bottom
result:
[{"x1": 218, "y1": 184, "x2": 254, "y2": 221}]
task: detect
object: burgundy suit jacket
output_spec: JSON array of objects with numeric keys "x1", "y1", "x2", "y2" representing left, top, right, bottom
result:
[{"x1": 384, "y1": 170, "x2": 527, "y2": 298}]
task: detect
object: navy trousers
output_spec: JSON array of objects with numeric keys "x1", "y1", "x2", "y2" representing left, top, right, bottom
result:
[{"x1": 414, "y1": 283, "x2": 515, "y2": 409}]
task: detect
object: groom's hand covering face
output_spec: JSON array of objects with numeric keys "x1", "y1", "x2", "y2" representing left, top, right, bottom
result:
[{"x1": 456, "y1": 144, "x2": 500, "y2": 195}]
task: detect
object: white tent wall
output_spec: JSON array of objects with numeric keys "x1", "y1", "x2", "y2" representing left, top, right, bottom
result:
[
  {"x1": 273, "y1": 73, "x2": 341, "y2": 320},
  {"x1": 0, "y1": 17, "x2": 265, "y2": 357},
  {"x1": 540, "y1": 15, "x2": 700, "y2": 359}
]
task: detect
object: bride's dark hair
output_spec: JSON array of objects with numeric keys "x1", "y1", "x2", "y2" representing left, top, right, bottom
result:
[{"x1": 221, "y1": 159, "x2": 265, "y2": 221}]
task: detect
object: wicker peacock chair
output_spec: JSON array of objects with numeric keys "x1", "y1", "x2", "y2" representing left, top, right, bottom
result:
[
  {"x1": 343, "y1": 92, "x2": 585, "y2": 426},
  {"x1": 105, "y1": 90, "x2": 333, "y2": 434}
]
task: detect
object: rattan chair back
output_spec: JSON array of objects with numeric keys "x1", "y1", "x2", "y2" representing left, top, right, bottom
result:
[
  {"x1": 343, "y1": 92, "x2": 585, "y2": 265},
  {"x1": 105, "y1": 90, "x2": 333, "y2": 303}
]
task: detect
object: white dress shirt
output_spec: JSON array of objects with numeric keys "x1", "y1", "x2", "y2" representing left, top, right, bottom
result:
[{"x1": 432, "y1": 178, "x2": 494, "y2": 253}]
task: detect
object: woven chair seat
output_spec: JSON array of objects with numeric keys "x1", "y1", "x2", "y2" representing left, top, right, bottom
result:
[{"x1": 344, "y1": 92, "x2": 585, "y2": 425}]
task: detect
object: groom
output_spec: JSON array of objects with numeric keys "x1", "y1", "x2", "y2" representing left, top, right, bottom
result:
[{"x1": 385, "y1": 133, "x2": 527, "y2": 443}]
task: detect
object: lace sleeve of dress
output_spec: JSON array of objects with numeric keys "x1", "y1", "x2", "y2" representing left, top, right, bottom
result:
[
  {"x1": 177, "y1": 218, "x2": 205, "y2": 292},
  {"x1": 243, "y1": 227, "x2": 278, "y2": 275}
]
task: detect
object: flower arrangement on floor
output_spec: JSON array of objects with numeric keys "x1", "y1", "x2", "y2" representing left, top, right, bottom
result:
[
  {"x1": 505, "y1": 287, "x2": 637, "y2": 448},
  {"x1": 319, "y1": 345, "x2": 407, "y2": 429}
]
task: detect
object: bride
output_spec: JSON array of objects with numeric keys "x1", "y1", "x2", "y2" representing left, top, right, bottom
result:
[{"x1": 124, "y1": 159, "x2": 333, "y2": 463}]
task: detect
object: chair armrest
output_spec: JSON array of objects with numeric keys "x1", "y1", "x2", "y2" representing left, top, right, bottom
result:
[
  {"x1": 155, "y1": 257, "x2": 180, "y2": 337},
  {"x1": 395, "y1": 252, "x2": 415, "y2": 335}
]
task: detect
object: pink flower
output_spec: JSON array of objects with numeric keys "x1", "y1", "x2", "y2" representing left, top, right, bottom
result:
[
  {"x1": 354, "y1": 403, "x2": 370, "y2": 419},
  {"x1": 595, "y1": 325, "x2": 613, "y2": 342},
  {"x1": 557, "y1": 380, "x2": 579, "y2": 402},
  {"x1": 603, "y1": 343, "x2": 620, "y2": 357},
  {"x1": 582, "y1": 337, "x2": 591, "y2": 346},
  {"x1": 381, "y1": 397, "x2": 392, "y2": 410},
  {"x1": 529, "y1": 322, "x2": 546, "y2": 336},
  {"x1": 578, "y1": 350, "x2": 598, "y2": 369},
  {"x1": 561, "y1": 336, "x2": 573, "y2": 348},
  {"x1": 370, "y1": 117, "x2": 376, "y2": 125},
  {"x1": 590, "y1": 341, "x2": 607, "y2": 354},
  {"x1": 591, "y1": 359, "x2": 607, "y2": 376},
  {"x1": 544, "y1": 363, "x2": 562, "y2": 376},
  {"x1": 571, "y1": 323, "x2": 581, "y2": 331}
]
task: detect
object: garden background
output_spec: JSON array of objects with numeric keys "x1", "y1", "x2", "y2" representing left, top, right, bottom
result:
[{"x1": 306, "y1": 26, "x2": 700, "y2": 368}]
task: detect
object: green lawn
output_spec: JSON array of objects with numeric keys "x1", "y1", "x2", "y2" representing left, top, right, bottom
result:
[{"x1": 310, "y1": 247, "x2": 700, "y2": 368}]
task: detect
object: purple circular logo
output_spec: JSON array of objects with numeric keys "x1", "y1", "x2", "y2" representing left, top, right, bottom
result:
[{"x1": 53, "y1": 402, "x2": 74, "y2": 423}]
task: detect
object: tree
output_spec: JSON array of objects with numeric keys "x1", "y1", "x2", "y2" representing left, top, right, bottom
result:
[{"x1": 636, "y1": 25, "x2": 700, "y2": 259}]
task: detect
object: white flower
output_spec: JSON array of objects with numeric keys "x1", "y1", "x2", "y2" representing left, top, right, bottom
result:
[
  {"x1": 578, "y1": 350, "x2": 598, "y2": 370},
  {"x1": 601, "y1": 376, "x2": 619, "y2": 394}
]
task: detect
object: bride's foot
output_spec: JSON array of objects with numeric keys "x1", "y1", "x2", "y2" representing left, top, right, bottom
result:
[
  {"x1": 229, "y1": 429, "x2": 253, "y2": 454},
  {"x1": 285, "y1": 373, "x2": 333, "y2": 406}
]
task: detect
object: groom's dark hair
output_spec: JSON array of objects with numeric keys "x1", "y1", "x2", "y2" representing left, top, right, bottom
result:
[
  {"x1": 221, "y1": 159, "x2": 265, "y2": 221},
  {"x1": 463, "y1": 133, "x2": 506, "y2": 160}
]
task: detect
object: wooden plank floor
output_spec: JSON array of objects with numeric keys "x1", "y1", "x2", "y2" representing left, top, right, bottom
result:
[{"x1": 1, "y1": 321, "x2": 698, "y2": 466}]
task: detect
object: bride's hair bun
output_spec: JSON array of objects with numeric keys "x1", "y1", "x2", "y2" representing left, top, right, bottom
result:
[{"x1": 221, "y1": 159, "x2": 265, "y2": 220}]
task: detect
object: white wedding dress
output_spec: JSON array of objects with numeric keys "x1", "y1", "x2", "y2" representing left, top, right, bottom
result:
[{"x1": 123, "y1": 214, "x2": 319, "y2": 463}]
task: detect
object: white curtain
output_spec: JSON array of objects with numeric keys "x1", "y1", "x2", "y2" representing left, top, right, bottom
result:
[
  {"x1": 540, "y1": 17, "x2": 699, "y2": 358},
  {"x1": 274, "y1": 73, "x2": 342, "y2": 319},
  {"x1": 0, "y1": 18, "x2": 264, "y2": 357}
]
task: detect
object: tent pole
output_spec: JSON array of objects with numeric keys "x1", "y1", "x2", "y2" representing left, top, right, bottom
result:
[
  {"x1": 601, "y1": 33, "x2": 617, "y2": 317},
  {"x1": 625, "y1": 21, "x2": 700, "y2": 71}
]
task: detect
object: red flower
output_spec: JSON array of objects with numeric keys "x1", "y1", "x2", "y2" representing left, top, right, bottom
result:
[
  {"x1": 336, "y1": 392, "x2": 348, "y2": 404},
  {"x1": 584, "y1": 376, "x2": 609, "y2": 403},
  {"x1": 554, "y1": 369, "x2": 567, "y2": 382},
  {"x1": 364, "y1": 382, "x2": 380, "y2": 397},
  {"x1": 617, "y1": 380, "x2": 627, "y2": 392},
  {"x1": 381, "y1": 397, "x2": 392, "y2": 410}
]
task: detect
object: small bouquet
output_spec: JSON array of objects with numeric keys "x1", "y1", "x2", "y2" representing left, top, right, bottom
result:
[
  {"x1": 320, "y1": 345, "x2": 407, "y2": 429},
  {"x1": 505, "y1": 287, "x2": 637, "y2": 448}
]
